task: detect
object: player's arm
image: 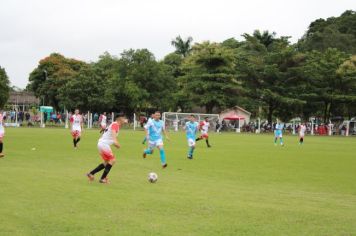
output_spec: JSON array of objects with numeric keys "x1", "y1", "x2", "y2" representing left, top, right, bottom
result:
[{"x1": 112, "y1": 129, "x2": 120, "y2": 148}]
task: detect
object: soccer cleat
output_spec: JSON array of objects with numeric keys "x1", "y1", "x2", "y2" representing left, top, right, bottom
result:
[
  {"x1": 99, "y1": 178, "x2": 109, "y2": 184},
  {"x1": 187, "y1": 155, "x2": 193, "y2": 160},
  {"x1": 86, "y1": 173, "x2": 94, "y2": 182},
  {"x1": 162, "y1": 163, "x2": 168, "y2": 169},
  {"x1": 0, "y1": 153, "x2": 4, "y2": 158},
  {"x1": 143, "y1": 152, "x2": 147, "y2": 159},
  {"x1": 207, "y1": 145, "x2": 211, "y2": 148}
]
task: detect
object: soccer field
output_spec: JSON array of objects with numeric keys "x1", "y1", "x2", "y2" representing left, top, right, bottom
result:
[{"x1": 0, "y1": 128, "x2": 355, "y2": 236}]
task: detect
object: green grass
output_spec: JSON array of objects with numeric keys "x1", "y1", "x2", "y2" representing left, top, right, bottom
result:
[{"x1": 0, "y1": 128, "x2": 355, "y2": 236}]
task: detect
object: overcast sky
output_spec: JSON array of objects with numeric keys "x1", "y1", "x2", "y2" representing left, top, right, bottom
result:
[{"x1": 0, "y1": 0, "x2": 355, "y2": 88}]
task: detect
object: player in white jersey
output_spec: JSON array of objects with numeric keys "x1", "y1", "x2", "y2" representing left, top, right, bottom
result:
[
  {"x1": 0, "y1": 112, "x2": 5, "y2": 157},
  {"x1": 298, "y1": 123, "x2": 307, "y2": 145},
  {"x1": 70, "y1": 109, "x2": 83, "y2": 149},
  {"x1": 86, "y1": 114, "x2": 128, "y2": 184},
  {"x1": 99, "y1": 112, "x2": 107, "y2": 133},
  {"x1": 196, "y1": 117, "x2": 211, "y2": 148}
]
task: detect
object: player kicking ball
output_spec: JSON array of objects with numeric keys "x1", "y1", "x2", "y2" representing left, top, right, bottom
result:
[
  {"x1": 70, "y1": 109, "x2": 83, "y2": 149},
  {"x1": 0, "y1": 112, "x2": 5, "y2": 158},
  {"x1": 196, "y1": 117, "x2": 211, "y2": 148},
  {"x1": 274, "y1": 121, "x2": 284, "y2": 146},
  {"x1": 86, "y1": 114, "x2": 128, "y2": 184},
  {"x1": 143, "y1": 111, "x2": 169, "y2": 168},
  {"x1": 298, "y1": 123, "x2": 306, "y2": 145},
  {"x1": 184, "y1": 115, "x2": 199, "y2": 159}
]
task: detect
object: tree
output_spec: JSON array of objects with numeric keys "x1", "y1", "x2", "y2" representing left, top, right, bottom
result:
[
  {"x1": 236, "y1": 32, "x2": 305, "y2": 123},
  {"x1": 0, "y1": 66, "x2": 10, "y2": 109},
  {"x1": 27, "y1": 53, "x2": 88, "y2": 110},
  {"x1": 171, "y1": 36, "x2": 193, "y2": 57},
  {"x1": 302, "y1": 48, "x2": 349, "y2": 122},
  {"x1": 298, "y1": 10, "x2": 356, "y2": 54},
  {"x1": 180, "y1": 42, "x2": 240, "y2": 113}
]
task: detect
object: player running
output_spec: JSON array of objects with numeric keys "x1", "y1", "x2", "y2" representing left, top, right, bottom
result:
[
  {"x1": 86, "y1": 114, "x2": 128, "y2": 184},
  {"x1": 70, "y1": 109, "x2": 83, "y2": 149},
  {"x1": 99, "y1": 112, "x2": 107, "y2": 133},
  {"x1": 184, "y1": 115, "x2": 199, "y2": 159},
  {"x1": 196, "y1": 117, "x2": 211, "y2": 148},
  {"x1": 0, "y1": 111, "x2": 5, "y2": 158},
  {"x1": 143, "y1": 111, "x2": 169, "y2": 168},
  {"x1": 298, "y1": 123, "x2": 306, "y2": 145},
  {"x1": 274, "y1": 121, "x2": 284, "y2": 146}
]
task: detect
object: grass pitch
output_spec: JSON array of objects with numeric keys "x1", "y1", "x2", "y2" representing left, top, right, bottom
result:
[{"x1": 0, "y1": 128, "x2": 355, "y2": 236}]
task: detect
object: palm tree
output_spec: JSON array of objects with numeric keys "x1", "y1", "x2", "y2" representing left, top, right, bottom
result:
[{"x1": 171, "y1": 35, "x2": 193, "y2": 57}]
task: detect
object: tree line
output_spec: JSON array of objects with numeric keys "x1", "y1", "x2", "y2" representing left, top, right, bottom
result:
[{"x1": 1, "y1": 10, "x2": 355, "y2": 123}]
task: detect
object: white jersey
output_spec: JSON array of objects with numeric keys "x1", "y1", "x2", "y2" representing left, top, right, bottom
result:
[
  {"x1": 71, "y1": 114, "x2": 82, "y2": 131},
  {"x1": 99, "y1": 122, "x2": 120, "y2": 145},
  {"x1": 0, "y1": 114, "x2": 4, "y2": 135},
  {"x1": 299, "y1": 125, "x2": 306, "y2": 136},
  {"x1": 200, "y1": 121, "x2": 210, "y2": 134},
  {"x1": 100, "y1": 115, "x2": 107, "y2": 126}
]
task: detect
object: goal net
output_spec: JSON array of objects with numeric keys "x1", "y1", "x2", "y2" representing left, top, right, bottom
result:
[{"x1": 162, "y1": 112, "x2": 220, "y2": 132}]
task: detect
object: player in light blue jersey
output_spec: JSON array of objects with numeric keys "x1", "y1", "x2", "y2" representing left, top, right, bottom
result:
[
  {"x1": 143, "y1": 111, "x2": 169, "y2": 168},
  {"x1": 184, "y1": 115, "x2": 199, "y2": 159},
  {"x1": 274, "y1": 121, "x2": 284, "y2": 146}
]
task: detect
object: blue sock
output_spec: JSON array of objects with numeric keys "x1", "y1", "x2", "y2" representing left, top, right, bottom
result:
[
  {"x1": 280, "y1": 138, "x2": 283, "y2": 144},
  {"x1": 159, "y1": 149, "x2": 166, "y2": 165},
  {"x1": 144, "y1": 149, "x2": 152, "y2": 155},
  {"x1": 188, "y1": 147, "x2": 195, "y2": 156}
]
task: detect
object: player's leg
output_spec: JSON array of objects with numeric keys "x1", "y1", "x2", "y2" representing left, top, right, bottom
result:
[
  {"x1": 195, "y1": 135, "x2": 202, "y2": 141},
  {"x1": 157, "y1": 142, "x2": 167, "y2": 168},
  {"x1": 87, "y1": 143, "x2": 107, "y2": 181},
  {"x1": 142, "y1": 136, "x2": 147, "y2": 144},
  {"x1": 187, "y1": 139, "x2": 195, "y2": 159},
  {"x1": 203, "y1": 134, "x2": 211, "y2": 147},
  {"x1": 0, "y1": 136, "x2": 4, "y2": 157},
  {"x1": 143, "y1": 141, "x2": 154, "y2": 158},
  {"x1": 299, "y1": 135, "x2": 304, "y2": 144},
  {"x1": 279, "y1": 134, "x2": 284, "y2": 146},
  {"x1": 76, "y1": 132, "x2": 81, "y2": 146},
  {"x1": 100, "y1": 159, "x2": 115, "y2": 183}
]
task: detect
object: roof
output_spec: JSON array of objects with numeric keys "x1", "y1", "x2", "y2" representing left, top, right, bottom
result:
[
  {"x1": 220, "y1": 106, "x2": 251, "y2": 115},
  {"x1": 8, "y1": 91, "x2": 40, "y2": 105}
]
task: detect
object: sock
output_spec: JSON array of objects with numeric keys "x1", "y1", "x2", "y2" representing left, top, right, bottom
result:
[
  {"x1": 73, "y1": 139, "x2": 77, "y2": 147},
  {"x1": 280, "y1": 138, "x2": 284, "y2": 145},
  {"x1": 90, "y1": 163, "x2": 105, "y2": 175},
  {"x1": 196, "y1": 137, "x2": 201, "y2": 141},
  {"x1": 206, "y1": 139, "x2": 210, "y2": 147},
  {"x1": 274, "y1": 138, "x2": 277, "y2": 144},
  {"x1": 101, "y1": 164, "x2": 112, "y2": 180},
  {"x1": 142, "y1": 137, "x2": 147, "y2": 144},
  {"x1": 144, "y1": 149, "x2": 153, "y2": 155},
  {"x1": 188, "y1": 146, "x2": 195, "y2": 156},
  {"x1": 77, "y1": 137, "x2": 81, "y2": 144},
  {"x1": 300, "y1": 137, "x2": 303, "y2": 144},
  {"x1": 0, "y1": 142, "x2": 3, "y2": 153},
  {"x1": 159, "y1": 149, "x2": 166, "y2": 165}
]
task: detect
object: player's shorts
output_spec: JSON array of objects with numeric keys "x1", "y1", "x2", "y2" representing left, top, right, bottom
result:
[
  {"x1": 100, "y1": 123, "x2": 107, "y2": 129},
  {"x1": 148, "y1": 139, "x2": 164, "y2": 148},
  {"x1": 98, "y1": 142, "x2": 115, "y2": 161},
  {"x1": 0, "y1": 127, "x2": 4, "y2": 138},
  {"x1": 274, "y1": 130, "x2": 282, "y2": 138},
  {"x1": 200, "y1": 132, "x2": 209, "y2": 139},
  {"x1": 299, "y1": 132, "x2": 305, "y2": 138},
  {"x1": 187, "y1": 138, "x2": 196, "y2": 147},
  {"x1": 71, "y1": 130, "x2": 81, "y2": 138}
]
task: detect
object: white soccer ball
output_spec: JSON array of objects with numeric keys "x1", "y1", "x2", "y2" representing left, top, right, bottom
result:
[{"x1": 148, "y1": 172, "x2": 158, "y2": 183}]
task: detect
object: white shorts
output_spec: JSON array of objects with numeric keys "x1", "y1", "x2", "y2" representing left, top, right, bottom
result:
[
  {"x1": 97, "y1": 142, "x2": 115, "y2": 161},
  {"x1": 299, "y1": 133, "x2": 305, "y2": 138},
  {"x1": 187, "y1": 138, "x2": 196, "y2": 147},
  {"x1": 0, "y1": 127, "x2": 4, "y2": 138},
  {"x1": 148, "y1": 139, "x2": 164, "y2": 148}
]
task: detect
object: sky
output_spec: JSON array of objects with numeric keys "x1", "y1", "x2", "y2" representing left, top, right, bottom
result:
[{"x1": 0, "y1": 0, "x2": 355, "y2": 88}]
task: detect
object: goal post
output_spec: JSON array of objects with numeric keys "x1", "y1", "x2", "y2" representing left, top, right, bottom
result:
[{"x1": 162, "y1": 112, "x2": 220, "y2": 132}]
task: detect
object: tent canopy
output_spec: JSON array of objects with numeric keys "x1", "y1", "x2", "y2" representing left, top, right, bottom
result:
[{"x1": 223, "y1": 115, "x2": 245, "y2": 120}]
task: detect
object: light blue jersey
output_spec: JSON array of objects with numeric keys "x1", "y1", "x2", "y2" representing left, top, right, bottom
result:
[
  {"x1": 145, "y1": 119, "x2": 165, "y2": 141},
  {"x1": 274, "y1": 123, "x2": 284, "y2": 136},
  {"x1": 185, "y1": 121, "x2": 199, "y2": 140}
]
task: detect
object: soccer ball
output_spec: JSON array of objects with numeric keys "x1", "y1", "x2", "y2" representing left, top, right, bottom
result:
[{"x1": 148, "y1": 172, "x2": 158, "y2": 183}]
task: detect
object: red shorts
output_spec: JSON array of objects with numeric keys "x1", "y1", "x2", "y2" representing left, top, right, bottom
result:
[
  {"x1": 98, "y1": 142, "x2": 115, "y2": 162},
  {"x1": 200, "y1": 133, "x2": 209, "y2": 139},
  {"x1": 71, "y1": 130, "x2": 81, "y2": 138}
]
